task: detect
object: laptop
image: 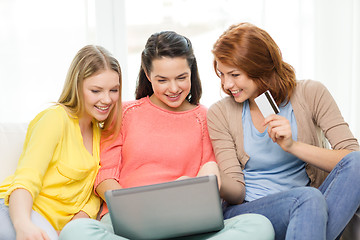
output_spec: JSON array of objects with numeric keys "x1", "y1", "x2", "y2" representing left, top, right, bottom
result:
[{"x1": 105, "y1": 175, "x2": 224, "y2": 239}]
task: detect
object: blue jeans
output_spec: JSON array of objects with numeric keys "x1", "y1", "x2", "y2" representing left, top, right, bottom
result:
[
  {"x1": 59, "y1": 212, "x2": 275, "y2": 240},
  {"x1": 223, "y1": 151, "x2": 360, "y2": 240}
]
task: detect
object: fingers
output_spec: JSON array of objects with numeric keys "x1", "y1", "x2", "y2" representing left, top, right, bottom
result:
[
  {"x1": 268, "y1": 125, "x2": 289, "y2": 142},
  {"x1": 265, "y1": 115, "x2": 292, "y2": 141},
  {"x1": 42, "y1": 231, "x2": 51, "y2": 240},
  {"x1": 263, "y1": 114, "x2": 278, "y2": 126},
  {"x1": 264, "y1": 115, "x2": 295, "y2": 151},
  {"x1": 176, "y1": 176, "x2": 191, "y2": 181}
]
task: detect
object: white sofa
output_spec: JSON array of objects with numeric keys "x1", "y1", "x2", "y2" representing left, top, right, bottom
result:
[
  {"x1": 0, "y1": 122, "x2": 359, "y2": 239},
  {"x1": 0, "y1": 123, "x2": 28, "y2": 183}
]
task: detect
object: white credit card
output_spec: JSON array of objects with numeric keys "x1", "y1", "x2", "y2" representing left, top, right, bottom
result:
[{"x1": 254, "y1": 90, "x2": 280, "y2": 118}]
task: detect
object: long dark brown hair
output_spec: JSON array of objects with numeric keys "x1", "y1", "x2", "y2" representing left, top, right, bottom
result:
[{"x1": 135, "y1": 31, "x2": 202, "y2": 105}]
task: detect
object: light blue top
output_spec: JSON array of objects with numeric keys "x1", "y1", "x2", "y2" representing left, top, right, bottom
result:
[{"x1": 243, "y1": 100, "x2": 310, "y2": 202}]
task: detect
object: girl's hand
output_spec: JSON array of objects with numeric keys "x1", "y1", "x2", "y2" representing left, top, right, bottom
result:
[
  {"x1": 15, "y1": 220, "x2": 50, "y2": 240},
  {"x1": 264, "y1": 114, "x2": 294, "y2": 152},
  {"x1": 176, "y1": 176, "x2": 191, "y2": 181},
  {"x1": 55, "y1": 211, "x2": 89, "y2": 236},
  {"x1": 9, "y1": 189, "x2": 49, "y2": 240},
  {"x1": 71, "y1": 210, "x2": 90, "y2": 221}
]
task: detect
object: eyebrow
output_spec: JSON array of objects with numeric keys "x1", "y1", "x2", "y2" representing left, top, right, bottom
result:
[
  {"x1": 90, "y1": 84, "x2": 120, "y2": 89},
  {"x1": 154, "y1": 75, "x2": 167, "y2": 79},
  {"x1": 218, "y1": 68, "x2": 239, "y2": 74},
  {"x1": 154, "y1": 72, "x2": 189, "y2": 78},
  {"x1": 177, "y1": 72, "x2": 189, "y2": 77}
]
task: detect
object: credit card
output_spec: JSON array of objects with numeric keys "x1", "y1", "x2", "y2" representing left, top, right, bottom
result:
[{"x1": 254, "y1": 90, "x2": 280, "y2": 118}]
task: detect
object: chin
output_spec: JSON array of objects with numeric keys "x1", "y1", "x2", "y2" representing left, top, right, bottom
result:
[
  {"x1": 168, "y1": 102, "x2": 184, "y2": 109},
  {"x1": 233, "y1": 97, "x2": 244, "y2": 103},
  {"x1": 94, "y1": 115, "x2": 109, "y2": 123}
]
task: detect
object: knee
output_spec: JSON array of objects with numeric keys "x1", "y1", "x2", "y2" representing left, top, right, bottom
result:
[
  {"x1": 343, "y1": 151, "x2": 360, "y2": 169},
  {"x1": 227, "y1": 214, "x2": 275, "y2": 240},
  {"x1": 338, "y1": 151, "x2": 360, "y2": 181},
  {"x1": 298, "y1": 187, "x2": 325, "y2": 202},
  {"x1": 246, "y1": 214, "x2": 275, "y2": 238},
  {"x1": 296, "y1": 187, "x2": 327, "y2": 216}
]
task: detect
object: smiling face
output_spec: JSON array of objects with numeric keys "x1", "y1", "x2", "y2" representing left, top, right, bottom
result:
[
  {"x1": 82, "y1": 69, "x2": 120, "y2": 123},
  {"x1": 147, "y1": 57, "x2": 192, "y2": 112},
  {"x1": 216, "y1": 60, "x2": 259, "y2": 103}
]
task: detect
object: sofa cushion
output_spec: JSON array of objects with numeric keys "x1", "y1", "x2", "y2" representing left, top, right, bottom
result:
[{"x1": 0, "y1": 123, "x2": 28, "y2": 182}]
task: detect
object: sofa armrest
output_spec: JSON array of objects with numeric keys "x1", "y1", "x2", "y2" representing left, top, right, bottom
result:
[{"x1": 341, "y1": 207, "x2": 360, "y2": 240}]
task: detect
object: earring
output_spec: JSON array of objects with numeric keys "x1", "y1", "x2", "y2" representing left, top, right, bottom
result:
[{"x1": 187, "y1": 92, "x2": 192, "y2": 101}]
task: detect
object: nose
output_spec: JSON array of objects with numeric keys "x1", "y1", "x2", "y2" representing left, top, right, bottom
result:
[
  {"x1": 169, "y1": 80, "x2": 179, "y2": 93},
  {"x1": 101, "y1": 92, "x2": 112, "y2": 104},
  {"x1": 222, "y1": 75, "x2": 234, "y2": 90}
]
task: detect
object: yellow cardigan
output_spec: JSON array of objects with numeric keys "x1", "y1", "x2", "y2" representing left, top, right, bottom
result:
[{"x1": 0, "y1": 105, "x2": 101, "y2": 230}]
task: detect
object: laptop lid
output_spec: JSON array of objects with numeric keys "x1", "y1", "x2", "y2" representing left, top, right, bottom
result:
[{"x1": 105, "y1": 175, "x2": 224, "y2": 239}]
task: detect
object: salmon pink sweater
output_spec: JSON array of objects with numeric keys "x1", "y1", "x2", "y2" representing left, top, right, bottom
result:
[{"x1": 95, "y1": 96, "x2": 216, "y2": 216}]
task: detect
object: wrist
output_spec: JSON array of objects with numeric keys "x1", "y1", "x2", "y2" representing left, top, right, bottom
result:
[
  {"x1": 13, "y1": 218, "x2": 32, "y2": 231},
  {"x1": 285, "y1": 140, "x2": 298, "y2": 153}
]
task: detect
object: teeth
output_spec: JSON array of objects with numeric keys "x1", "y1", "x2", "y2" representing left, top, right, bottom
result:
[
  {"x1": 96, "y1": 105, "x2": 109, "y2": 111},
  {"x1": 168, "y1": 94, "x2": 180, "y2": 98},
  {"x1": 231, "y1": 90, "x2": 241, "y2": 94}
]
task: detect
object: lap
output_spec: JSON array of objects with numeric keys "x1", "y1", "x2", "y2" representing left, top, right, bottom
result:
[
  {"x1": 223, "y1": 187, "x2": 324, "y2": 219},
  {"x1": 59, "y1": 214, "x2": 124, "y2": 240},
  {"x1": 60, "y1": 213, "x2": 274, "y2": 240},
  {"x1": 187, "y1": 214, "x2": 274, "y2": 240},
  {"x1": 223, "y1": 187, "x2": 327, "y2": 240},
  {"x1": 0, "y1": 198, "x2": 58, "y2": 240}
]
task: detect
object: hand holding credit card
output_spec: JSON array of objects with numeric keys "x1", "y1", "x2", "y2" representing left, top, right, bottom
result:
[{"x1": 254, "y1": 90, "x2": 280, "y2": 118}]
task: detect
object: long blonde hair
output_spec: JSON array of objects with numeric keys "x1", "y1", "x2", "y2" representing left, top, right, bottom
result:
[{"x1": 58, "y1": 45, "x2": 122, "y2": 140}]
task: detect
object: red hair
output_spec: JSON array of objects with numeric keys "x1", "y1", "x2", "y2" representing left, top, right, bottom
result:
[{"x1": 212, "y1": 23, "x2": 296, "y2": 105}]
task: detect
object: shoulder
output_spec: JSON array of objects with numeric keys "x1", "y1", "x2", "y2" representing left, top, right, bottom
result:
[
  {"x1": 31, "y1": 105, "x2": 67, "y2": 126},
  {"x1": 294, "y1": 80, "x2": 328, "y2": 98},
  {"x1": 188, "y1": 104, "x2": 210, "y2": 135},
  {"x1": 122, "y1": 99, "x2": 143, "y2": 110},
  {"x1": 27, "y1": 105, "x2": 67, "y2": 139},
  {"x1": 208, "y1": 96, "x2": 239, "y2": 113},
  {"x1": 121, "y1": 98, "x2": 148, "y2": 116},
  {"x1": 194, "y1": 104, "x2": 208, "y2": 115},
  {"x1": 190, "y1": 104, "x2": 208, "y2": 125},
  {"x1": 208, "y1": 96, "x2": 242, "y2": 121},
  {"x1": 292, "y1": 80, "x2": 335, "y2": 111}
]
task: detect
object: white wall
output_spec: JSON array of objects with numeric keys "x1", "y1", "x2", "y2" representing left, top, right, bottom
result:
[{"x1": 0, "y1": 0, "x2": 359, "y2": 140}]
